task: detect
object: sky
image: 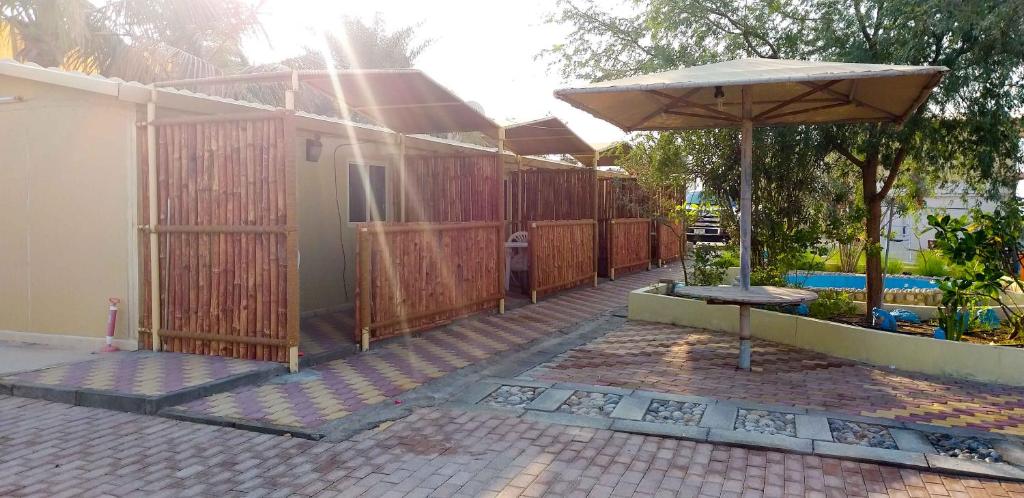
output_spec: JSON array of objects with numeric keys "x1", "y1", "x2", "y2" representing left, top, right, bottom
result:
[{"x1": 243, "y1": 0, "x2": 628, "y2": 146}]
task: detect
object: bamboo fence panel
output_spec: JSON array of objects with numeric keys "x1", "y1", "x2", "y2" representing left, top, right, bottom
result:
[
  {"x1": 506, "y1": 169, "x2": 594, "y2": 223},
  {"x1": 403, "y1": 155, "x2": 500, "y2": 223},
  {"x1": 597, "y1": 178, "x2": 654, "y2": 220},
  {"x1": 604, "y1": 218, "x2": 651, "y2": 279},
  {"x1": 528, "y1": 220, "x2": 597, "y2": 299},
  {"x1": 138, "y1": 114, "x2": 296, "y2": 361},
  {"x1": 355, "y1": 222, "x2": 503, "y2": 342},
  {"x1": 655, "y1": 221, "x2": 684, "y2": 266}
]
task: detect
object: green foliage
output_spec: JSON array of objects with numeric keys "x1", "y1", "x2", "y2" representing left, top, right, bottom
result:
[
  {"x1": 715, "y1": 249, "x2": 739, "y2": 269},
  {"x1": 790, "y1": 248, "x2": 827, "y2": 272},
  {"x1": 928, "y1": 200, "x2": 1024, "y2": 337},
  {"x1": 750, "y1": 265, "x2": 786, "y2": 287},
  {"x1": 691, "y1": 245, "x2": 729, "y2": 286},
  {"x1": 885, "y1": 259, "x2": 905, "y2": 275},
  {"x1": 808, "y1": 290, "x2": 856, "y2": 320},
  {"x1": 914, "y1": 250, "x2": 949, "y2": 277}
]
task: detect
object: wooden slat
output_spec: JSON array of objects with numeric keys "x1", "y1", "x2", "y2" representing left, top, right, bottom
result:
[{"x1": 607, "y1": 218, "x2": 651, "y2": 278}]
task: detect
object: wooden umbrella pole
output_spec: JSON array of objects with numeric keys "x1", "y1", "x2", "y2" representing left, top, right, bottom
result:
[{"x1": 738, "y1": 85, "x2": 753, "y2": 371}]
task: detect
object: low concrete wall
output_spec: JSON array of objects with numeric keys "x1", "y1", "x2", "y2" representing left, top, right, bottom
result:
[{"x1": 629, "y1": 284, "x2": 1024, "y2": 386}]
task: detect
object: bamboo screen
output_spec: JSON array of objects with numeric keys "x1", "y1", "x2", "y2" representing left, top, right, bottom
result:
[
  {"x1": 528, "y1": 220, "x2": 597, "y2": 299},
  {"x1": 505, "y1": 168, "x2": 595, "y2": 234},
  {"x1": 655, "y1": 221, "x2": 683, "y2": 265},
  {"x1": 597, "y1": 178, "x2": 654, "y2": 220},
  {"x1": 138, "y1": 114, "x2": 297, "y2": 362},
  {"x1": 604, "y1": 218, "x2": 652, "y2": 278},
  {"x1": 403, "y1": 155, "x2": 501, "y2": 222},
  {"x1": 355, "y1": 154, "x2": 503, "y2": 343},
  {"x1": 356, "y1": 222, "x2": 503, "y2": 342}
]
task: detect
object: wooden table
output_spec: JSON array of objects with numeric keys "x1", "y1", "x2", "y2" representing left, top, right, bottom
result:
[{"x1": 664, "y1": 282, "x2": 818, "y2": 370}]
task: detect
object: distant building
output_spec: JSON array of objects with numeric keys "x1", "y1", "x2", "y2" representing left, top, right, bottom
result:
[{"x1": 883, "y1": 186, "x2": 1002, "y2": 264}]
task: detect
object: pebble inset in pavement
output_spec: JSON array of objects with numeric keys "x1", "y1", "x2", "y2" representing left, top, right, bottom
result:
[
  {"x1": 927, "y1": 432, "x2": 1003, "y2": 462},
  {"x1": 734, "y1": 409, "x2": 797, "y2": 437},
  {"x1": 643, "y1": 399, "x2": 705, "y2": 425},
  {"x1": 481, "y1": 385, "x2": 546, "y2": 408},
  {"x1": 829, "y1": 419, "x2": 898, "y2": 449},
  {"x1": 557, "y1": 391, "x2": 621, "y2": 417}
]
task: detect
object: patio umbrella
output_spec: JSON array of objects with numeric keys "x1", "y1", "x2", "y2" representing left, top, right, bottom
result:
[{"x1": 555, "y1": 58, "x2": 948, "y2": 369}]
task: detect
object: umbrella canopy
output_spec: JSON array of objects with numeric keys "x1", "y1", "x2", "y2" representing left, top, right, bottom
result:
[
  {"x1": 302, "y1": 69, "x2": 501, "y2": 138},
  {"x1": 503, "y1": 116, "x2": 595, "y2": 157},
  {"x1": 555, "y1": 57, "x2": 948, "y2": 371},
  {"x1": 555, "y1": 58, "x2": 947, "y2": 131}
]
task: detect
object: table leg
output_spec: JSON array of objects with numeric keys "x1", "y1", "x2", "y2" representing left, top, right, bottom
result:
[{"x1": 738, "y1": 304, "x2": 751, "y2": 370}]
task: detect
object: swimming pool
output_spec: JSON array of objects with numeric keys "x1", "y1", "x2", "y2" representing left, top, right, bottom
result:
[{"x1": 786, "y1": 272, "x2": 938, "y2": 290}]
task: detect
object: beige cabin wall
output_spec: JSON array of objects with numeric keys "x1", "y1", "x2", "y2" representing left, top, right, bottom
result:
[
  {"x1": 0, "y1": 76, "x2": 138, "y2": 345},
  {"x1": 296, "y1": 131, "x2": 399, "y2": 313}
]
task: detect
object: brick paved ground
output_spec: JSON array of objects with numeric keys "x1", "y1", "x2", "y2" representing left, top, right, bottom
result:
[
  {"x1": 0, "y1": 351, "x2": 273, "y2": 397},
  {"x1": 526, "y1": 321, "x2": 1024, "y2": 436},
  {"x1": 169, "y1": 268, "x2": 675, "y2": 430},
  {"x1": 3, "y1": 395, "x2": 1022, "y2": 497}
]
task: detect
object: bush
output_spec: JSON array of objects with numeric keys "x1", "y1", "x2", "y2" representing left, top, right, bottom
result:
[
  {"x1": 808, "y1": 290, "x2": 856, "y2": 319},
  {"x1": 885, "y1": 258, "x2": 904, "y2": 274},
  {"x1": 715, "y1": 249, "x2": 739, "y2": 268},
  {"x1": 751, "y1": 265, "x2": 786, "y2": 286},
  {"x1": 914, "y1": 250, "x2": 948, "y2": 277},
  {"x1": 692, "y1": 245, "x2": 729, "y2": 285}
]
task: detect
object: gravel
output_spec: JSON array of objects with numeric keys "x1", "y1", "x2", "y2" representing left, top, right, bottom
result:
[
  {"x1": 926, "y1": 433, "x2": 1002, "y2": 463},
  {"x1": 828, "y1": 419, "x2": 898, "y2": 449},
  {"x1": 642, "y1": 400, "x2": 706, "y2": 426},
  {"x1": 481, "y1": 385, "x2": 546, "y2": 408},
  {"x1": 557, "y1": 391, "x2": 622, "y2": 417},
  {"x1": 734, "y1": 409, "x2": 797, "y2": 437}
]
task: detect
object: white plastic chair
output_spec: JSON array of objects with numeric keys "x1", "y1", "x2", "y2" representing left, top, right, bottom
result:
[{"x1": 506, "y1": 231, "x2": 529, "y2": 291}]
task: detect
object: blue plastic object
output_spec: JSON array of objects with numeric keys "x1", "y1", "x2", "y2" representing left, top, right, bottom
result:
[
  {"x1": 889, "y1": 309, "x2": 921, "y2": 324},
  {"x1": 872, "y1": 307, "x2": 897, "y2": 332},
  {"x1": 933, "y1": 328, "x2": 946, "y2": 340},
  {"x1": 976, "y1": 308, "x2": 1001, "y2": 329},
  {"x1": 795, "y1": 303, "x2": 809, "y2": 316}
]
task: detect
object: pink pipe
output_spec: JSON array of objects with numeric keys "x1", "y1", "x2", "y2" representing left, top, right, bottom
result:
[{"x1": 101, "y1": 298, "x2": 120, "y2": 352}]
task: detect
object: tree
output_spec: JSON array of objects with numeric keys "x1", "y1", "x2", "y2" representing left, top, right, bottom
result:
[
  {"x1": 1, "y1": 0, "x2": 264, "y2": 81},
  {"x1": 545, "y1": 0, "x2": 1024, "y2": 318}
]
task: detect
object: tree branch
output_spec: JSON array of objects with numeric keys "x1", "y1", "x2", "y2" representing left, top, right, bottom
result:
[
  {"x1": 853, "y1": 0, "x2": 879, "y2": 57},
  {"x1": 566, "y1": 1, "x2": 660, "y2": 63},
  {"x1": 876, "y1": 144, "x2": 908, "y2": 200},
  {"x1": 832, "y1": 143, "x2": 866, "y2": 169}
]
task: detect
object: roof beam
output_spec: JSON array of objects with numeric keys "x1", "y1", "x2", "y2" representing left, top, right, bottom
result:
[
  {"x1": 649, "y1": 89, "x2": 741, "y2": 122},
  {"x1": 758, "y1": 101, "x2": 851, "y2": 122},
  {"x1": 753, "y1": 80, "x2": 842, "y2": 120},
  {"x1": 629, "y1": 88, "x2": 702, "y2": 129},
  {"x1": 801, "y1": 81, "x2": 899, "y2": 119}
]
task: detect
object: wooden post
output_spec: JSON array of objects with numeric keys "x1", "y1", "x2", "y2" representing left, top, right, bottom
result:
[
  {"x1": 147, "y1": 86, "x2": 162, "y2": 352},
  {"x1": 285, "y1": 70, "x2": 298, "y2": 111},
  {"x1": 497, "y1": 127, "x2": 506, "y2": 314},
  {"x1": 399, "y1": 134, "x2": 407, "y2": 222},
  {"x1": 592, "y1": 151, "x2": 600, "y2": 286},
  {"x1": 738, "y1": 84, "x2": 753, "y2": 371},
  {"x1": 284, "y1": 110, "x2": 300, "y2": 372},
  {"x1": 358, "y1": 227, "x2": 371, "y2": 351},
  {"x1": 529, "y1": 221, "x2": 538, "y2": 304}
]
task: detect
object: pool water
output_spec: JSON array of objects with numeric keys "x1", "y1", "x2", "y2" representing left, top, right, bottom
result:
[{"x1": 786, "y1": 272, "x2": 938, "y2": 290}]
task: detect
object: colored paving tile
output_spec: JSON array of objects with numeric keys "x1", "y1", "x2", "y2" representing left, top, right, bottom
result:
[
  {"x1": 299, "y1": 310, "x2": 356, "y2": 357},
  {"x1": 0, "y1": 351, "x2": 271, "y2": 397},
  {"x1": 170, "y1": 267, "x2": 677, "y2": 430},
  {"x1": 525, "y1": 320, "x2": 1024, "y2": 436}
]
